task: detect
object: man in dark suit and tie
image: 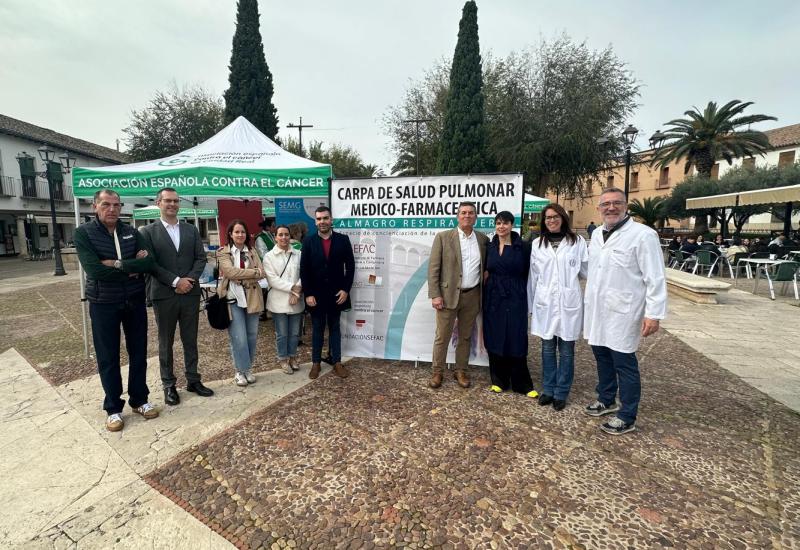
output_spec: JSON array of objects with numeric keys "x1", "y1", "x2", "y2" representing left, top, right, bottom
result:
[
  {"x1": 141, "y1": 187, "x2": 214, "y2": 405},
  {"x1": 300, "y1": 206, "x2": 355, "y2": 380},
  {"x1": 427, "y1": 202, "x2": 489, "y2": 389}
]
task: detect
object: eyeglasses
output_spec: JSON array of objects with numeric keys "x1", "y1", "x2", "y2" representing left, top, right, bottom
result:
[
  {"x1": 599, "y1": 200, "x2": 626, "y2": 209},
  {"x1": 544, "y1": 215, "x2": 561, "y2": 221}
]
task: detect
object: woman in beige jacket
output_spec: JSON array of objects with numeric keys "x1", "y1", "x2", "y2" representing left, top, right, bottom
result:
[{"x1": 216, "y1": 219, "x2": 266, "y2": 386}]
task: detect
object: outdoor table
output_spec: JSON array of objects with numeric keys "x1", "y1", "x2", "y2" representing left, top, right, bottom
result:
[{"x1": 735, "y1": 258, "x2": 790, "y2": 293}]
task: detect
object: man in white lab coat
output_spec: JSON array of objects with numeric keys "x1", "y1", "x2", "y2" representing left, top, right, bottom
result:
[{"x1": 583, "y1": 187, "x2": 667, "y2": 435}]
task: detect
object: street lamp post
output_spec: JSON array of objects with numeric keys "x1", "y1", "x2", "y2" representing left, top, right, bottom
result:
[
  {"x1": 621, "y1": 125, "x2": 639, "y2": 200},
  {"x1": 37, "y1": 145, "x2": 69, "y2": 276}
]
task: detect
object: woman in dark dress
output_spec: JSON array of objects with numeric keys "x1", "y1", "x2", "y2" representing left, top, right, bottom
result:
[{"x1": 482, "y1": 210, "x2": 537, "y2": 398}]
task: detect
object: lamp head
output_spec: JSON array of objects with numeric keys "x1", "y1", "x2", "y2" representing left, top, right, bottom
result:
[
  {"x1": 649, "y1": 130, "x2": 666, "y2": 149},
  {"x1": 59, "y1": 152, "x2": 77, "y2": 173},
  {"x1": 38, "y1": 145, "x2": 56, "y2": 163},
  {"x1": 622, "y1": 125, "x2": 639, "y2": 147}
]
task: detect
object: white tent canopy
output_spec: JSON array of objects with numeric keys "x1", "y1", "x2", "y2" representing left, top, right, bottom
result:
[
  {"x1": 686, "y1": 184, "x2": 800, "y2": 209},
  {"x1": 524, "y1": 193, "x2": 548, "y2": 213},
  {"x1": 71, "y1": 116, "x2": 332, "y2": 199}
]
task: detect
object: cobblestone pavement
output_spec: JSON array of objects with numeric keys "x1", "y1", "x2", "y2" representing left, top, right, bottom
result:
[
  {"x1": 146, "y1": 331, "x2": 800, "y2": 549},
  {"x1": 0, "y1": 280, "x2": 312, "y2": 386}
]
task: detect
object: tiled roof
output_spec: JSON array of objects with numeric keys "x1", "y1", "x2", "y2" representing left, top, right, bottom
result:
[
  {"x1": 763, "y1": 123, "x2": 800, "y2": 149},
  {"x1": 0, "y1": 113, "x2": 129, "y2": 164}
]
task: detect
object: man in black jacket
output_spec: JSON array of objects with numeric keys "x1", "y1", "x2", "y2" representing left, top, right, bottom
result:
[
  {"x1": 74, "y1": 189, "x2": 158, "y2": 432},
  {"x1": 140, "y1": 187, "x2": 213, "y2": 406},
  {"x1": 300, "y1": 206, "x2": 355, "y2": 380}
]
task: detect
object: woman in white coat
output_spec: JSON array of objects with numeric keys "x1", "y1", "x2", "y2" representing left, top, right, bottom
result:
[
  {"x1": 528, "y1": 204, "x2": 588, "y2": 411},
  {"x1": 263, "y1": 225, "x2": 304, "y2": 374}
]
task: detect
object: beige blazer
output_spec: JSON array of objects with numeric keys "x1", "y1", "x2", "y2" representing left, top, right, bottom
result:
[
  {"x1": 427, "y1": 228, "x2": 488, "y2": 309},
  {"x1": 216, "y1": 245, "x2": 265, "y2": 314}
]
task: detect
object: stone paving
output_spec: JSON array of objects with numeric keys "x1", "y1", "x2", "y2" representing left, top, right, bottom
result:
[
  {"x1": 2, "y1": 262, "x2": 799, "y2": 549},
  {"x1": 145, "y1": 331, "x2": 799, "y2": 549}
]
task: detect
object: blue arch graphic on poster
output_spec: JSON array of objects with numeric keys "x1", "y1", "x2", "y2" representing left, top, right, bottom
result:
[{"x1": 384, "y1": 260, "x2": 429, "y2": 359}]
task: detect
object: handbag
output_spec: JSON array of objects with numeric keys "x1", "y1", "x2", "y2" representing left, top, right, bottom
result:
[{"x1": 205, "y1": 292, "x2": 231, "y2": 330}]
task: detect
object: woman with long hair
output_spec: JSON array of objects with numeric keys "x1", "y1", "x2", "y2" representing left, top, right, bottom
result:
[
  {"x1": 528, "y1": 204, "x2": 588, "y2": 411},
  {"x1": 216, "y1": 219, "x2": 266, "y2": 386},
  {"x1": 263, "y1": 225, "x2": 304, "y2": 374},
  {"x1": 483, "y1": 211, "x2": 537, "y2": 397}
]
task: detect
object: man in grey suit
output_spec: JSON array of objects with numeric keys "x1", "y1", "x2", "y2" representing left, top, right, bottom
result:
[
  {"x1": 141, "y1": 187, "x2": 214, "y2": 405},
  {"x1": 427, "y1": 202, "x2": 489, "y2": 389}
]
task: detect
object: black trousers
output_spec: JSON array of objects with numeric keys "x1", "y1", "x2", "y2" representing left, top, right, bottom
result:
[
  {"x1": 153, "y1": 293, "x2": 202, "y2": 388},
  {"x1": 488, "y1": 352, "x2": 533, "y2": 394},
  {"x1": 90, "y1": 299, "x2": 149, "y2": 414}
]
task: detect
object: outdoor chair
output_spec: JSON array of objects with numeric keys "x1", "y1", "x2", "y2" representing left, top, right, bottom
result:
[
  {"x1": 692, "y1": 250, "x2": 719, "y2": 277},
  {"x1": 671, "y1": 250, "x2": 695, "y2": 272},
  {"x1": 760, "y1": 261, "x2": 800, "y2": 300}
]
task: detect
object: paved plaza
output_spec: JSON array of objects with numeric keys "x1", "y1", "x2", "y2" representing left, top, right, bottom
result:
[{"x1": 0, "y1": 261, "x2": 799, "y2": 549}]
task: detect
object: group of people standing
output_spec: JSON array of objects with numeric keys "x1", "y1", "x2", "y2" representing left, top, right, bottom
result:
[
  {"x1": 77, "y1": 184, "x2": 665, "y2": 437},
  {"x1": 427, "y1": 187, "x2": 667, "y2": 435},
  {"x1": 76, "y1": 186, "x2": 355, "y2": 432}
]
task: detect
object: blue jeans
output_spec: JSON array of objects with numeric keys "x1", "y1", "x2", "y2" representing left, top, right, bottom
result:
[
  {"x1": 228, "y1": 304, "x2": 260, "y2": 373},
  {"x1": 273, "y1": 312, "x2": 302, "y2": 359},
  {"x1": 311, "y1": 308, "x2": 341, "y2": 363},
  {"x1": 541, "y1": 337, "x2": 575, "y2": 400},
  {"x1": 591, "y1": 345, "x2": 641, "y2": 424},
  {"x1": 89, "y1": 299, "x2": 149, "y2": 414}
]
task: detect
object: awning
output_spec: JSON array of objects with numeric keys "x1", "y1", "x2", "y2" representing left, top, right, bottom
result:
[{"x1": 686, "y1": 183, "x2": 800, "y2": 210}]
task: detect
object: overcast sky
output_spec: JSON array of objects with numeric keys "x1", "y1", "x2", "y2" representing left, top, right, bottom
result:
[{"x1": 1, "y1": 0, "x2": 797, "y2": 170}]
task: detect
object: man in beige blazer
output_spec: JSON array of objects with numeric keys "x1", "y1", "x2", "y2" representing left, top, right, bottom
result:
[{"x1": 427, "y1": 202, "x2": 489, "y2": 389}]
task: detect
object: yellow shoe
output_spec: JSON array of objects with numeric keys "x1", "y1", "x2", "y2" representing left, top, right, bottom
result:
[
  {"x1": 489, "y1": 385, "x2": 502, "y2": 393},
  {"x1": 526, "y1": 390, "x2": 539, "y2": 399}
]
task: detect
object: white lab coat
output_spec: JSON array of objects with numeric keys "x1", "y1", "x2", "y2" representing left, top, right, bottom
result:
[
  {"x1": 583, "y1": 219, "x2": 667, "y2": 353},
  {"x1": 528, "y1": 236, "x2": 589, "y2": 341}
]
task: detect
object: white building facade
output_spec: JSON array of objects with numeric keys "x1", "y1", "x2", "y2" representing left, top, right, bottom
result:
[{"x1": 0, "y1": 114, "x2": 130, "y2": 257}]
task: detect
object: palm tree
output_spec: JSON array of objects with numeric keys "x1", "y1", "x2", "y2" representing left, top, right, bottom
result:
[
  {"x1": 628, "y1": 196, "x2": 667, "y2": 229},
  {"x1": 650, "y1": 100, "x2": 775, "y2": 178},
  {"x1": 650, "y1": 100, "x2": 775, "y2": 233}
]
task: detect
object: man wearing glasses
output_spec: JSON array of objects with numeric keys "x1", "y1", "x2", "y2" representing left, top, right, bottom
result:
[
  {"x1": 74, "y1": 189, "x2": 159, "y2": 431},
  {"x1": 141, "y1": 187, "x2": 213, "y2": 406},
  {"x1": 583, "y1": 187, "x2": 666, "y2": 435}
]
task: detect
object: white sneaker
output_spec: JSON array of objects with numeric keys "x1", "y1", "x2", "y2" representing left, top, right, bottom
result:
[
  {"x1": 281, "y1": 361, "x2": 293, "y2": 375},
  {"x1": 133, "y1": 402, "x2": 159, "y2": 419},
  {"x1": 234, "y1": 372, "x2": 248, "y2": 386},
  {"x1": 106, "y1": 413, "x2": 124, "y2": 432},
  {"x1": 245, "y1": 372, "x2": 257, "y2": 384},
  {"x1": 289, "y1": 357, "x2": 300, "y2": 371}
]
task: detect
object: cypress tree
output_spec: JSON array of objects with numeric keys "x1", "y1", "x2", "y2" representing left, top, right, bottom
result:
[
  {"x1": 223, "y1": 0, "x2": 279, "y2": 139},
  {"x1": 437, "y1": 1, "x2": 491, "y2": 174}
]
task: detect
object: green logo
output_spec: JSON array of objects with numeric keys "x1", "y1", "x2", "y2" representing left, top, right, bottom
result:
[{"x1": 158, "y1": 155, "x2": 191, "y2": 166}]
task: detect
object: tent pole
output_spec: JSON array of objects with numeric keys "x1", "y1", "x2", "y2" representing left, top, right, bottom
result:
[
  {"x1": 73, "y1": 193, "x2": 90, "y2": 358},
  {"x1": 784, "y1": 202, "x2": 793, "y2": 236}
]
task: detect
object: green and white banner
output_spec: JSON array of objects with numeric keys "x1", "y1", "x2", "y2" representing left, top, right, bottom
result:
[
  {"x1": 332, "y1": 174, "x2": 524, "y2": 365},
  {"x1": 71, "y1": 116, "x2": 332, "y2": 199}
]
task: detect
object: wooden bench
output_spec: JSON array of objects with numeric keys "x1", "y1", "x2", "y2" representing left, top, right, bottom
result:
[{"x1": 665, "y1": 268, "x2": 731, "y2": 304}]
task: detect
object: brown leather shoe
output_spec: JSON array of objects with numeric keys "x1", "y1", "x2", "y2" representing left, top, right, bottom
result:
[
  {"x1": 333, "y1": 362, "x2": 349, "y2": 378},
  {"x1": 429, "y1": 372, "x2": 443, "y2": 389},
  {"x1": 455, "y1": 371, "x2": 471, "y2": 388},
  {"x1": 309, "y1": 362, "x2": 321, "y2": 379}
]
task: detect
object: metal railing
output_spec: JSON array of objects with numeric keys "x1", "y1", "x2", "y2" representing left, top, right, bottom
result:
[
  {"x1": 656, "y1": 176, "x2": 671, "y2": 189},
  {"x1": 0, "y1": 176, "x2": 16, "y2": 196},
  {"x1": 19, "y1": 176, "x2": 73, "y2": 202}
]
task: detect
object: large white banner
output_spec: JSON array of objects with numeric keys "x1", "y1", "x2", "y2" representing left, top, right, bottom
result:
[{"x1": 331, "y1": 174, "x2": 524, "y2": 365}]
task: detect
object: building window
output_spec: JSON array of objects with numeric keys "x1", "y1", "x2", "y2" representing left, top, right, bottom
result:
[
  {"x1": 47, "y1": 161, "x2": 64, "y2": 201},
  {"x1": 630, "y1": 171, "x2": 639, "y2": 190},
  {"x1": 658, "y1": 167, "x2": 670, "y2": 189},
  {"x1": 606, "y1": 175, "x2": 614, "y2": 188},
  {"x1": 742, "y1": 157, "x2": 756, "y2": 169},
  {"x1": 18, "y1": 155, "x2": 37, "y2": 198},
  {"x1": 710, "y1": 163, "x2": 720, "y2": 180},
  {"x1": 778, "y1": 150, "x2": 796, "y2": 167}
]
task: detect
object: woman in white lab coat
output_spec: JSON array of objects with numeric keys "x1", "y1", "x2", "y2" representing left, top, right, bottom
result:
[{"x1": 528, "y1": 204, "x2": 588, "y2": 411}]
